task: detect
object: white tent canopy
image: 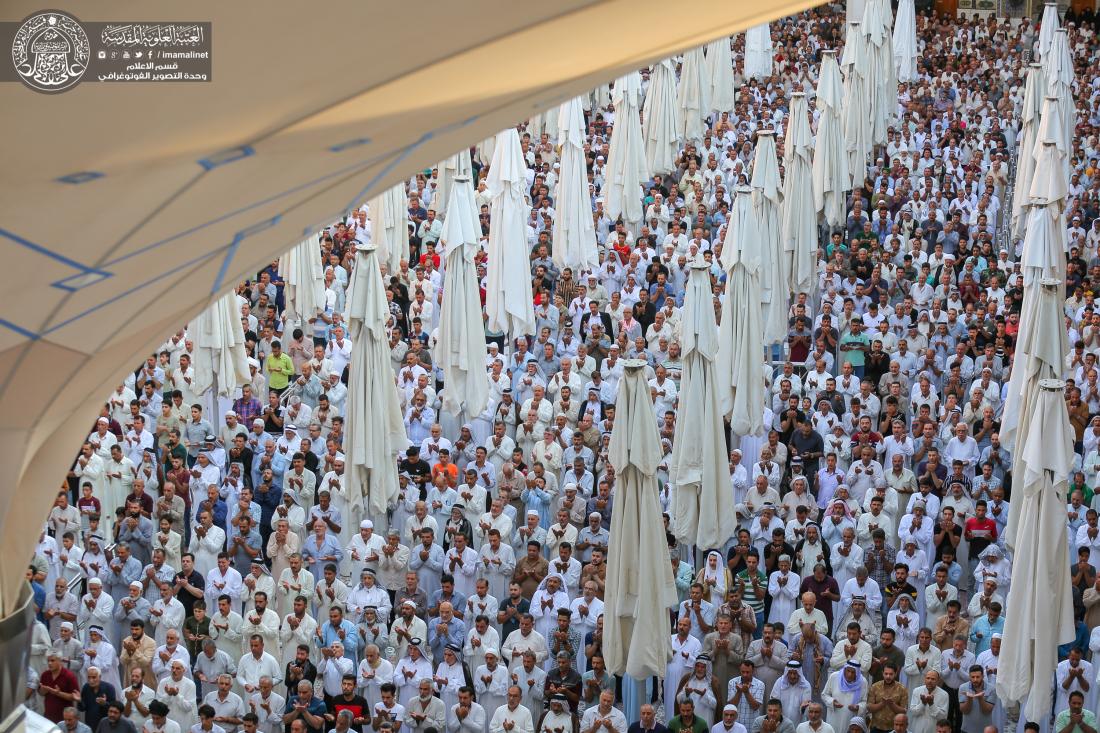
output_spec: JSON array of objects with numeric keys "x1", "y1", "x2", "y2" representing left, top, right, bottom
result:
[
  {"x1": 671, "y1": 263, "x2": 735, "y2": 552},
  {"x1": 552, "y1": 96, "x2": 599, "y2": 273},
  {"x1": 642, "y1": 58, "x2": 681, "y2": 176},
  {"x1": 1037, "y1": 1, "x2": 1060, "y2": 60},
  {"x1": 485, "y1": 128, "x2": 536, "y2": 343},
  {"x1": 744, "y1": 23, "x2": 774, "y2": 80},
  {"x1": 368, "y1": 183, "x2": 410, "y2": 276},
  {"x1": 1011, "y1": 64, "x2": 1045, "y2": 241},
  {"x1": 281, "y1": 234, "x2": 327, "y2": 338},
  {"x1": 892, "y1": 0, "x2": 917, "y2": 83},
  {"x1": 716, "y1": 187, "x2": 766, "y2": 437},
  {"x1": 603, "y1": 360, "x2": 678, "y2": 679},
  {"x1": 998, "y1": 141, "x2": 1075, "y2": 723},
  {"x1": 343, "y1": 243, "x2": 411, "y2": 529},
  {"x1": 0, "y1": 0, "x2": 826, "y2": 612},
  {"x1": 676, "y1": 46, "x2": 711, "y2": 145},
  {"x1": 753, "y1": 131, "x2": 787, "y2": 348},
  {"x1": 705, "y1": 36, "x2": 736, "y2": 115},
  {"x1": 189, "y1": 290, "x2": 250, "y2": 403},
  {"x1": 1045, "y1": 29, "x2": 1076, "y2": 179},
  {"x1": 782, "y1": 92, "x2": 817, "y2": 296},
  {"x1": 434, "y1": 147, "x2": 473, "y2": 217},
  {"x1": 812, "y1": 50, "x2": 850, "y2": 228},
  {"x1": 841, "y1": 22, "x2": 872, "y2": 190},
  {"x1": 436, "y1": 177, "x2": 490, "y2": 419},
  {"x1": 861, "y1": 0, "x2": 895, "y2": 146},
  {"x1": 604, "y1": 71, "x2": 649, "y2": 232}
]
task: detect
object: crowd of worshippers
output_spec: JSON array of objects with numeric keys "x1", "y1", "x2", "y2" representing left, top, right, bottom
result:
[{"x1": 34, "y1": 4, "x2": 1100, "y2": 733}]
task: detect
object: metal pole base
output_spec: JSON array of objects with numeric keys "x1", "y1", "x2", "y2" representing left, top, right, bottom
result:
[{"x1": 0, "y1": 585, "x2": 36, "y2": 728}]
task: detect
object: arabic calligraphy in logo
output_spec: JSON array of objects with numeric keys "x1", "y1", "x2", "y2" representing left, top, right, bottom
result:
[{"x1": 11, "y1": 10, "x2": 90, "y2": 93}]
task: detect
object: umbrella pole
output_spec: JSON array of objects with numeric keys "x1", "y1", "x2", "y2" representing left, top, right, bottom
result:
[
  {"x1": 211, "y1": 372, "x2": 222, "y2": 425},
  {"x1": 622, "y1": 675, "x2": 646, "y2": 724}
]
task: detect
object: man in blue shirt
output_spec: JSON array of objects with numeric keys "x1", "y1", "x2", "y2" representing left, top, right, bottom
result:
[
  {"x1": 283, "y1": 680, "x2": 327, "y2": 733},
  {"x1": 317, "y1": 606, "x2": 360, "y2": 665},
  {"x1": 968, "y1": 602, "x2": 1004, "y2": 656}
]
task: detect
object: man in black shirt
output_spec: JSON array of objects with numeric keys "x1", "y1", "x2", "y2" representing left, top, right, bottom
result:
[
  {"x1": 544, "y1": 651, "x2": 582, "y2": 713},
  {"x1": 326, "y1": 675, "x2": 370, "y2": 733},
  {"x1": 789, "y1": 422, "x2": 825, "y2": 480},
  {"x1": 175, "y1": 553, "x2": 205, "y2": 618},
  {"x1": 398, "y1": 448, "x2": 432, "y2": 500},
  {"x1": 80, "y1": 668, "x2": 117, "y2": 732},
  {"x1": 632, "y1": 290, "x2": 657, "y2": 335},
  {"x1": 284, "y1": 645, "x2": 318, "y2": 699}
]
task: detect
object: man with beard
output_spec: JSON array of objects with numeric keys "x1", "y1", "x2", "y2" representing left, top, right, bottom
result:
[
  {"x1": 544, "y1": 652, "x2": 582, "y2": 714},
  {"x1": 404, "y1": 678, "x2": 445, "y2": 733},
  {"x1": 491, "y1": 685, "x2": 535, "y2": 733},
  {"x1": 535, "y1": 694, "x2": 573, "y2": 733},
  {"x1": 120, "y1": 621, "x2": 156, "y2": 686}
]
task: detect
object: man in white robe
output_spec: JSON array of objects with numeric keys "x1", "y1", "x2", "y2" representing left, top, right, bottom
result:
[
  {"x1": 239, "y1": 591, "x2": 280, "y2": 657},
  {"x1": 474, "y1": 649, "x2": 510, "y2": 724},
  {"x1": 78, "y1": 579, "x2": 115, "y2": 646},
  {"x1": 149, "y1": 583, "x2": 186, "y2": 647},
  {"x1": 529, "y1": 574, "x2": 569, "y2": 642},
  {"x1": 490, "y1": 686, "x2": 535, "y2": 733},
  {"x1": 477, "y1": 531, "x2": 516, "y2": 601},
  {"x1": 209, "y1": 596, "x2": 245, "y2": 662},
  {"x1": 156, "y1": 660, "x2": 198, "y2": 731},
  {"x1": 666, "y1": 617, "x2": 702, "y2": 716}
]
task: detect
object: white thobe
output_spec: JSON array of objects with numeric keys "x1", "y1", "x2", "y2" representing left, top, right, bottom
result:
[{"x1": 665, "y1": 634, "x2": 701, "y2": 715}]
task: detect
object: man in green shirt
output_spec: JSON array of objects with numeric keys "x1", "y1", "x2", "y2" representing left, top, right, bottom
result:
[
  {"x1": 1056, "y1": 691, "x2": 1098, "y2": 733},
  {"x1": 736, "y1": 554, "x2": 767, "y2": 640},
  {"x1": 265, "y1": 340, "x2": 294, "y2": 395},
  {"x1": 839, "y1": 321, "x2": 870, "y2": 380},
  {"x1": 668, "y1": 698, "x2": 708, "y2": 733}
]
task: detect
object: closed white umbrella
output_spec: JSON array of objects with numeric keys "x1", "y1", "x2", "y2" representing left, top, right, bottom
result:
[
  {"x1": 846, "y1": 0, "x2": 867, "y2": 23},
  {"x1": 190, "y1": 290, "x2": 250, "y2": 415},
  {"x1": 752, "y1": 131, "x2": 787, "y2": 348},
  {"x1": 435, "y1": 147, "x2": 473, "y2": 217},
  {"x1": 1045, "y1": 29, "x2": 1075, "y2": 179},
  {"x1": 605, "y1": 71, "x2": 649, "y2": 233},
  {"x1": 861, "y1": 0, "x2": 895, "y2": 146},
  {"x1": 1001, "y1": 133, "x2": 1068, "y2": 448},
  {"x1": 345, "y1": 242, "x2": 411, "y2": 526},
  {"x1": 603, "y1": 359, "x2": 678, "y2": 680},
  {"x1": 1036, "y1": 1, "x2": 1060, "y2": 61},
  {"x1": 437, "y1": 176, "x2": 490, "y2": 420},
  {"x1": 812, "y1": 50, "x2": 850, "y2": 228},
  {"x1": 642, "y1": 59, "x2": 680, "y2": 176},
  {"x1": 671, "y1": 261, "x2": 735, "y2": 552},
  {"x1": 705, "y1": 36, "x2": 736, "y2": 116},
  {"x1": 677, "y1": 46, "x2": 711, "y2": 146},
  {"x1": 1002, "y1": 141, "x2": 1070, "y2": 448},
  {"x1": 892, "y1": 0, "x2": 917, "y2": 83},
  {"x1": 997, "y1": 140, "x2": 1075, "y2": 724},
  {"x1": 744, "y1": 23, "x2": 773, "y2": 80},
  {"x1": 486, "y1": 128, "x2": 536, "y2": 343},
  {"x1": 841, "y1": 23, "x2": 872, "y2": 189},
  {"x1": 552, "y1": 96, "x2": 598, "y2": 273},
  {"x1": 530, "y1": 107, "x2": 558, "y2": 144},
  {"x1": 782, "y1": 92, "x2": 817, "y2": 296},
  {"x1": 588, "y1": 82, "x2": 612, "y2": 113},
  {"x1": 281, "y1": 235, "x2": 327, "y2": 338},
  {"x1": 476, "y1": 135, "x2": 496, "y2": 168},
  {"x1": 715, "y1": 186, "x2": 766, "y2": 438},
  {"x1": 1011, "y1": 64, "x2": 1045, "y2": 241},
  {"x1": 1033, "y1": 95, "x2": 1067, "y2": 176},
  {"x1": 368, "y1": 183, "x2": 410, "y2": 276}
]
